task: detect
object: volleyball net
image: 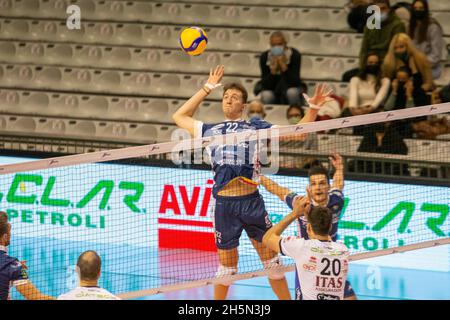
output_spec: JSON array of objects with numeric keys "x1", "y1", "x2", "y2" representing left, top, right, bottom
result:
[{"x1": 1, "y1": 103, "x2": 449, "y2": 299}]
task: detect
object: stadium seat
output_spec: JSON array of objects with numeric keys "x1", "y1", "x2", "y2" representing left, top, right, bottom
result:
[
  {"x1": 40, "y1": 119, "x2": 66, "y2": 135},
  {"x1": 97, "y1": 122, "x2": 128, "y2": 139},
  {"x1": 0, "y1": 89, "x2": 21, "y2": 113},
  {"x1": 7, "y1": 116, "x2": 37, "y2": 133},
  {"x1": 195, "y1": 102, "x2": 224, "y2": 124},
  {"x1": 20, "y1": 91, "x2": 50, "y2": 114},
  {"x1": 0, "y1": 41, "x2": 16, "y2": 62},
  {"x1": 130, "y1": 124, "x2": 159, "y2": 142},
  {"x1": 66, "y1": 120, "x2": 97, "y2": 137}
]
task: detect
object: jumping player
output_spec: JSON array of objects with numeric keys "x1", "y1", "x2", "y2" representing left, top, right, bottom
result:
[
  {"x1": 259, "y1": 153, "x2": 357, "y2": 299},
  {"x1": 263, "y1": 196, "x2": 350, "y2": 300},
  {"x1": 172, "y1": 65, "x2": 333, "y2": 300}
]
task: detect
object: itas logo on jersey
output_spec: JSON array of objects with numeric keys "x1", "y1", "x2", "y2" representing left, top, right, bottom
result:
[{"x1": 315, "y1": 276, "x2": 344, "y2": 289}]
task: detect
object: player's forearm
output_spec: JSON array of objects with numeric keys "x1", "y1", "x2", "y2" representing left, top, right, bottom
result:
[
  {"x1": 260, "y1": 176, "x2": 291, "y2": 202},
  {"x1": 332, "y1": 167, "x2": 344, "y2": 190},
  {"x1": 298, "y1": 108, "x2": 319, "y2": 124},
  {"x1": 173, "y1": 88, "x2": 208, "y2": 119}
]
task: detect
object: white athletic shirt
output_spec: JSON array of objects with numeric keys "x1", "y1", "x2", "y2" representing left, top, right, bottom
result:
[
  {"x1": 58, "y1": 286, "x2": 121, "y2": 300},
  {"x1": 280, "y1": 237, "x2": 349, "y2": 300}
]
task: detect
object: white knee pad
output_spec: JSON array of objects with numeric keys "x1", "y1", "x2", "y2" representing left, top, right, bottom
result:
[
  {"x1": 263, "y1": 256, "x2": 285, "y2": 280},
  {"x1": 215, "y1": 265, "x2": 237, "y2": 286}
]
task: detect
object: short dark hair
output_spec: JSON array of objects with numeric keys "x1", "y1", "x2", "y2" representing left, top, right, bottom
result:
[
  {"x1": 77, "y1": 251, "x2": 101, "y2": 281},
  {"x1": 223, "y1": 82, "x2": 248, "y2": 103},
  {"x1": 308, "y1": 166, "x2": 330, "y2": 183},
  {"x1": 286, "y1": 104, "x2": 304, "y2": 118},
  {"x1": 307, "y1": 206, "x2": 332, "y2": 236},
  {"x1": 396, "y1": 66, "x2": 412, "y2": 77},
  {"x1": 0, "y1": 212, "x2": 9, "y2": 239}
]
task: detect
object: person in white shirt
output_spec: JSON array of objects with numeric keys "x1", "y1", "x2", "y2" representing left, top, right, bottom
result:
[
  {"x1": 263, "y1": 195, "x2": 350, "y2": 300},
  {"x1": 58, "y1": 251, "x2": 120, "y2": 300},
  {"x1": 348, "y1": 53, "x2": 391, "y2": 116}
]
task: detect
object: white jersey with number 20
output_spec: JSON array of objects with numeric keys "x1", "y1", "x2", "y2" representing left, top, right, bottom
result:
[{"x1": 280, "y1": 237, "x2": 349, "y2": 300}]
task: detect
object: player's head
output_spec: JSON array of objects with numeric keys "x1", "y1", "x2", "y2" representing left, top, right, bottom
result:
[
  {"x1": 247, "y1": 100, "x2": 266, "y2": 120},
  {"x1": 0, "y1": 211, "x2": 11, "y2": 247},
  {"x1": 269, "y1": 31, "x2": 287, "y2": 49},
  {"x1": 306, "y1": 206, "x2": 332, "y2": 238},
  {"x1": 222, "y1": 83, "x2": 248, "y2": 120},
  {"x1": 77, "y1": 250, "x2": 102, "y2": 283},
  {"x1": 308, "y1": 166, "x2": 330, "y2": 204}
]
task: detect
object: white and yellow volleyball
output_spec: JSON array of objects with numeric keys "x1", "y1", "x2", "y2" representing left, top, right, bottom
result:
[{"x1": 179, "y1": 27, "x2": 208, "y2": 56}]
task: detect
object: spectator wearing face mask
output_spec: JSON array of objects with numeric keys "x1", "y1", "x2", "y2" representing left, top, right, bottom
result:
[
  {"x1": 359, "y1": 0, "x2": 406, "y2": 70},
  {"x1": 409, "y1": 0, "x2": 445, "y2": 80},
  {"x1": 247, "y1": 100, "x2": 267, "y2": 122},
  {"x1": 258, "y1": 31, "x2": 303, "y2": 106},
  {"x1": 347, "y1": 53, "x2": 391, "y2": 116},
  {"x1": 384, "y1": 66, "x2": 429, "y2": 137},
  {"x1": 382, "y1": 33, "x2": 433, "y2": 92},
  {"x1": 280, "y1": 105, "x2": 319, "y2": 169}
]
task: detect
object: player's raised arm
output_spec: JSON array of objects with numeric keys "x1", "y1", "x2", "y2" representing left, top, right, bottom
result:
[
  {"x1": 259, "y1": 175, "x2": 293, "y2": 202},
  {"x1": 172, "y1": 65, "x2": 224, "y2": 137},
  {"x1": 330, "y1": 152, "x2": 344, "y2": 190},
  {"x1": 263, "y1": 197, "x2": 310, "y2": 253},
  {"x1": 298, "y1": 83, "x2": 334, "y2": 124}
]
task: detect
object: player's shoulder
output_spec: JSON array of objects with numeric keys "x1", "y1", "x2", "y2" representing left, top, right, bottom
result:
[{"x1": 329, "y1": 188, "x2": 344, "y2": 199}]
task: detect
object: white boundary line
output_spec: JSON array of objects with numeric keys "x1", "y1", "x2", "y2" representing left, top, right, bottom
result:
[
  {"x1": 0, "y1": 103, "x2": 448, "y2": 175},
  {"x1": 116, "y1": 237, "x2": 450, "y2": 299}
]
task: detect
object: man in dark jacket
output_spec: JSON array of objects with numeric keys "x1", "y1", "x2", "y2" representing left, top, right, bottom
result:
[
  {"x1": 259, "y1": 31, "x2": 303, "y2": 105},
  {"x1": 359, "y1": 0, "x2": 406, "y2": 69}
]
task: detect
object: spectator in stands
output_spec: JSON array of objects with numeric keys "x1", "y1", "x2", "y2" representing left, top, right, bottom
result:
[
  {"x1": 0, "y1": 211, "x2": 54, "y2": 300},
  {"x1": 382, "y1": 33, "x2": 433, "y2": 91},
  {"x1": 359, "y1": 0, "x2": 406, "y2": 70},
  {"x1": 392, "y1": 2, "x2": 412, "y2": 30},
  {"x1": 247, "y1": 100, "x2": 266, "y2": 121},
  {"x1": 347, "y1": 53, "x2": 391, "y2": 116},
  {"x1": 409, "y1": 0, "x2": 445, "y2": 79},
  {"x1": 280, "y1": 105, "x2": 319, "y2": 169},
  {"x1": 58, "y1": 251, "x2": 120, "y2": 300},
  {"x1": 384, "y1": 66, "x2": 429, "y2": 110},
  {"x1": 384, "y1": 66, "x2": 429, "y2": 137},
  {"x1": 346, "y1": 0, "x2": 372, "y2": 33},
  {"x1": 259, "y1": 31, "x2": 303, "y2": 105},
  {"x1": 354, "y1": 122, "x2": 409, "y2": 176},
  {"x1": 412, "y1": 86, "x2": 450, "y2": 139}
]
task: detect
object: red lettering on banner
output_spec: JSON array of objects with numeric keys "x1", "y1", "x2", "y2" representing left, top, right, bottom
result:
[
  {"x1": 200, "y1": 179, "x2": 213, "y2": 217},
  {"x1": 179, "y1": 185, "x2": 200, "y2": 216},
  {"x1": 159, "y1": 185, "x2": 181, "y2": 215}
]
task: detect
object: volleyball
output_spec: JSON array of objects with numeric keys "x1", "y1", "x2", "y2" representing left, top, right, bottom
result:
[{"x1": 179, "y1": 27, "x2": 208, "y2": 56}]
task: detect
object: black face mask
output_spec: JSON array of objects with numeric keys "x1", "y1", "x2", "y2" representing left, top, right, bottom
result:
[
  {"x1": 397, "y1": 81, "x2": 407, "y2": 93},
  {"x1": 413, "y1": 10, "x2": 427, "y2": 20},
  {"x1": 365, "y1": 65, "x2": 380, "y2": 75},
  {"x1": 395, "y1": 52, "x2": 408, "y2": 61}
]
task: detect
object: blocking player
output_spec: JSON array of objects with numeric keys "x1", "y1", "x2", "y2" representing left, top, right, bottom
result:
[
  {"x1": 263, "y1": 196, "x2": 350, "y2": 300},
  {"x1": 259, "y1": 153, "x2": 357, "y2": 299},
  {"x1": 0, "y1": 211, "x2": 54, "y2": 300},
  {"x1": 172, "y1": 65, "x2": 333, "y2": 300}
]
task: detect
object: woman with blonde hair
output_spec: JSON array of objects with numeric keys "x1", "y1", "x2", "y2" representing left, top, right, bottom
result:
[{"x1": 382, "y1": 32, "x2": 433, "y2": 92}]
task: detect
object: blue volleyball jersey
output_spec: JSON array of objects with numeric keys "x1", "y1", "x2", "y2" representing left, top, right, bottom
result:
[
  {"x1": 0, "y1": 246, "x2": 29, "y2": 300},
  {"x1": 285, "y1": 189, "x2": 344, "y2": 241},
  {"x1": 195, "y1": 118, "x2": 272, "y2": 197}
]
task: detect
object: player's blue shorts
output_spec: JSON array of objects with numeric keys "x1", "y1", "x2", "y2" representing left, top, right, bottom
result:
[
  {"x1": 213, "y1": 191, "x2": 272, "y2": 250},
  {"x1": 295, "y1": 272, "x2": 356, "y2": 300}
]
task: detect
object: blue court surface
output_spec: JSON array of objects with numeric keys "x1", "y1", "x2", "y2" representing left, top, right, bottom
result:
[{"x1": 8, "y1": 236, "x2": 450, "y2": 300}]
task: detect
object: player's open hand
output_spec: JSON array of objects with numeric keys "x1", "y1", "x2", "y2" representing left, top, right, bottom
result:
[
  {"x1": 207, "y1": 65, "x2": 224, "y2": 87},
  {"x1": 303, "y1": 83, "x2": 334, "y2": 110},
  {"x1": 293, "y1": 196, "x2": 311, "y2": 218},
  {"x1": 329, "y1": 152, "x2": 343, "y2": 171}
]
